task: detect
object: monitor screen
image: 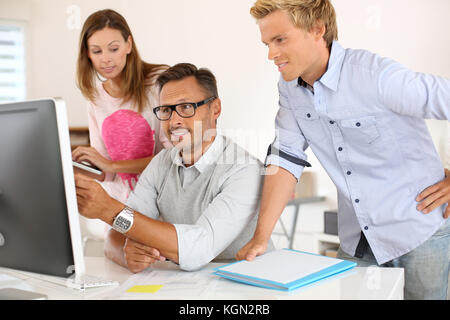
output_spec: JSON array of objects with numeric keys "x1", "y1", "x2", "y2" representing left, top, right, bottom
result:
[{"x1": 0, "y1": 98, "x2": 84, "y2": 278}]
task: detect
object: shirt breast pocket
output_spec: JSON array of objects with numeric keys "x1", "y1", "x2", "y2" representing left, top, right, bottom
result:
[
  {"x1": 293, "y1": 106, "x2": 327, "y2": 142},
  {"x1": 339, "y1": 116, "x2": 381, "y2": 145}
]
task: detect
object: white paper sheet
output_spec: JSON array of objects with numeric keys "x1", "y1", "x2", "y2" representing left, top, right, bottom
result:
[
  {"x1": 103, "y1": 261, "x2": 221, "y2": 299},
  {"x1": 0, "y1": 273, "x2": 35, "y2": 291}
]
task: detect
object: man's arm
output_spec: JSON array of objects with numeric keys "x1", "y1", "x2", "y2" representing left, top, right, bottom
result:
[
  {"x1": 236, "y1": 165, "x2": 297, "y2": 260},
  {"x1": 99, "y1": 150, "x2": 173, "y2": 270},
  {"x1": 236, "y1": 79, "x2": 310, "y2": 261},
  {"x1": 377, "y1": 58, "x2": 450, "y2": 120},
  {"x1": 76, "y1": 160, "x2": 265, "y2": 271},
  {"x1": 377, "y1": 60, "x2": 450, "y2": 217},
  {"x1": 104, "y1": 227, "x2": 167, "y2": 271},
  {"x1": 76, "y1": 173, "x2": 180, "y2": 263},
  {"x1": 104, "y1": 228, "x2": 127, "y2": 268}
]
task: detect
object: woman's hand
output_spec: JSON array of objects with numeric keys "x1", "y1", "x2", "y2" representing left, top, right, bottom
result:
[{"x1": 72, "y1": 146, "x2": 113, "y2": 173}]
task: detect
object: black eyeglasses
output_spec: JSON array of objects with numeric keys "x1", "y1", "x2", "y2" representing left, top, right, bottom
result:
[{"x1": 153, "y1": 96, "x2": 216, "y2": 121}]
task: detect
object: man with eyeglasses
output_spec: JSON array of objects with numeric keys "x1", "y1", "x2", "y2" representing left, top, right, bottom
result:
[{"x1": 75, "y1": 63, "x2": 273, "y2": 272}]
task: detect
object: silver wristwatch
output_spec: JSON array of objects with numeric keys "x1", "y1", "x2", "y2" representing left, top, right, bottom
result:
[{"x1": 112, "y1": 206, "x2": 135, "y2": 234}]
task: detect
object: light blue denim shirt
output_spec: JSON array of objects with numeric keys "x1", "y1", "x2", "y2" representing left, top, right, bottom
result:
[{"x1": 266, "y1": 41, "x2": 450, "y2": 264}]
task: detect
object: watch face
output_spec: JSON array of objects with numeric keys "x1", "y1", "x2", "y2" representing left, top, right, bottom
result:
[{"x1": 115, "y1": 216, "x2": 132, "y2": 231}]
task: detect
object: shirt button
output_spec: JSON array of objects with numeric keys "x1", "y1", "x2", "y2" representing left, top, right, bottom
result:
[
  {"x1": 307, "y1": 113, "x2": 311, "y2": 118},
  {"x1": 329, "y1": 120, "x2": 335, "y2": 124},
  {"x1": 355, "y1": 199, "x2": 360, "y2": 203},
  {"x1": 364, "y1": 226, "x2": 369, "y2": 230},
  {"x1": 346, "y1": 171, "x2": 352, "y2": 175},
  {"x1": 338, "y1": 147, "x2": 343, "y2": 151},
  {"x1": 356, "y1": 122, "x2": 361, "y2": 127}
]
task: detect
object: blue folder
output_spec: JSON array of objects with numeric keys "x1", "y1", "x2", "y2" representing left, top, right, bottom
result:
[{"x1": 213, "y1": 248, "x2": 357, "y2": 291}]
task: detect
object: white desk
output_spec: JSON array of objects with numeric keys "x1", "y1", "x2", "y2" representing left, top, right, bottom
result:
[{"x1": 0, "y1": 254, "x2": 404, "y2": 300}]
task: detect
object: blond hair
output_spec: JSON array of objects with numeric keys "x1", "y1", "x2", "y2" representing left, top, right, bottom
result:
[
  {"x1": 76, "y1": 9, "x2": 167, "y2": 113},
  {"x1": 250, "y1": 0, "x2": 338, "y2": 48}
]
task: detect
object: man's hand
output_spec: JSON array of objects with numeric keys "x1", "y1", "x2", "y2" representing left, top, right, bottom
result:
[
  {"x1": 235, "y1": 237, "x2": 268, "y2": 261},
  {"x1": 75, "y1": 173, "x2": 123, "y2": 223},
  {"x1": 124, "y1": 238, "x2": 166, "y2": 273},
  {"x1": 416, "y1": 169, "x2": 450, "y2": 219}
]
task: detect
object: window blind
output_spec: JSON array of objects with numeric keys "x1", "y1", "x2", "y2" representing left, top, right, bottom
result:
[{"x1": 0, "y1": 23, "x2": 26, "y2": 102}]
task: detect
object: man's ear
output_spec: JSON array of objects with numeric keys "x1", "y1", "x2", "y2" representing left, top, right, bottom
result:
[
  {"x1": 312, "y1": 20, "x2": 326, "y2": 41},
  {"x1": 211, "y1": 98, "x2": 221, "y2": 121}
]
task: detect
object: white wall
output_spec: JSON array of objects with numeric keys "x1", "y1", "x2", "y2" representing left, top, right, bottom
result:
[{"x1": 1, "y1": 0, "x2": 449, "y2": 240}]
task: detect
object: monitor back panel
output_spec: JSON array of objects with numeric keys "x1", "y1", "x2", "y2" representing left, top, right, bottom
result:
[{"x1": 0, "y1": 100, "x2": 74, "y2": 278}]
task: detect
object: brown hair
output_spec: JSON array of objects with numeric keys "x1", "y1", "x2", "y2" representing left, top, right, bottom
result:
[
  {"x1": 250, "y1": 0, "x2": 338, "y2": 48},
  {"x1": 156, "y1": 63, "x2": 219, "y2": 99},
  {"x1": 76, "y1": 9, "x2": 167, "y2": 112}
]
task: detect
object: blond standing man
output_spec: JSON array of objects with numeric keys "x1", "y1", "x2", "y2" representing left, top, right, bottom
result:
[{"x1": 237, "y1": 0, "x2": 450, "y2": 300}]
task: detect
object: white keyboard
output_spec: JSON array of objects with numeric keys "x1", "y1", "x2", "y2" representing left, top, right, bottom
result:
[
  {"x1": 3, "y1": 269, "x2": 119, "y2": 291},
  {"x1": 66, "y1": 274, "x2": 119, "y2": 291}
]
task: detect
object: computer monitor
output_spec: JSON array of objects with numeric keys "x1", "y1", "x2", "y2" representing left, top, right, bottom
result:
[{"x1": 0, "y1": 98, "x2": 85, "y2": 279}]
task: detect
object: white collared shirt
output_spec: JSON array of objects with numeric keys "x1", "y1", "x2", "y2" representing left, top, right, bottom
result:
[
  {"x1": 267, "y1": 41, "x2": 449, "y2": 264},
  {"x1": 176, "y1": 135, "x2": 223, "y2": 189}
]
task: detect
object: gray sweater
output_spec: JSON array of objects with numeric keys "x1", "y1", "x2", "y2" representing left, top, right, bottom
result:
[{"x1": 127, "y1": 135, "x2": 274, "y2": 271}]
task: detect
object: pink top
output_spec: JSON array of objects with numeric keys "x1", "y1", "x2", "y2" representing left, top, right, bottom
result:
[{"x1": 87, "y1": 79, "x2": 171, "y2": 202}]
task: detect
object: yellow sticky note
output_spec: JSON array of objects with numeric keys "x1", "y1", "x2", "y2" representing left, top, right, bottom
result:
[{"x1": 126, "y1": 285, "x2": 163, "y2": 293}]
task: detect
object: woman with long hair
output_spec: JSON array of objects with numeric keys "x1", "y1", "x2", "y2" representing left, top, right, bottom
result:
[{"x1": 73, "y1": 9, "x2": 170, "y2": 203}]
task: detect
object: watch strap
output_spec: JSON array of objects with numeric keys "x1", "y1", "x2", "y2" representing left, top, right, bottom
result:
[{"x1": 112, "y1": 206, "x2": 134, "y2": 234}]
